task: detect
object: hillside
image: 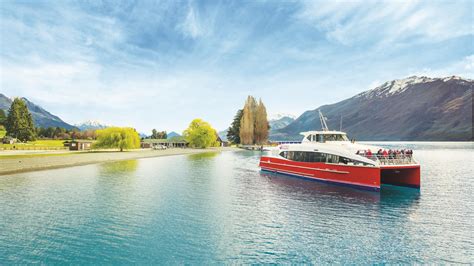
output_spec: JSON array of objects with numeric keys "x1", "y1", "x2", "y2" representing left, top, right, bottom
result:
[
  {"x1": 272, "y1": 76, "x2": 473, "y2": 141},
  {"x1": 0, "y1": 93, "x2": 75, "y2": 129},
  {"x1": 269, "y1": 114, "x2": 296, "y2": 131}
]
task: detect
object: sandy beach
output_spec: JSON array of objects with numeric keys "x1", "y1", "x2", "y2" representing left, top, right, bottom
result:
[{"x1": 0, "y1": 147, "x2": 238, "y2": 175}]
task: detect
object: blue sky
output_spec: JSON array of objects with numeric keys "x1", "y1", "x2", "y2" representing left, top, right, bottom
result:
[{"x1": 1, "y1": 0, "x2": 473, "y2": 133}]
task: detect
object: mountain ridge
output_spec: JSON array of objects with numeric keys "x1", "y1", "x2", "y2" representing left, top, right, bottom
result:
[
  {"x1": 271, "y1": 75, "x2": 473, "y2": 141},
  {"x1": 0, "y1": 93, "x2": 75, "y2": 129},
  {"x1": 75, "y1": 120, "x2": 109, "y2": 131}
]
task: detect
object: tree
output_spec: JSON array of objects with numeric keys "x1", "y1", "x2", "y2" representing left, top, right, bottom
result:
[
  {"x1": 151, "y1": 129, "x2": 158, "y2": 139},
  {"x1": 227, "y1": 109, "x2": 243, "y2": 144},
  {"x1": 183, "y1": 119, "x2": 219, "y2": 148},
  {"x1": 254, "y1": 99, "x2": 269, "y2": 144},
  {"x1": 5, "y1": 98, "x2": 36, "y2": 141},
  {"x1": 160, "y1": 131, "x2": 168, "y2": 139},
  {"x1": 239, "y1": 96, "x2": 257, "y2": 145},
  {"x1": 0, "y1": 109, "x2": 6, "y2": 126},
  {"x1": 93, "y1": 127, "x2": 140, "y2": 151},
  {"x1": 151, "y1": 129, "x2": 167, "y2": 139}
]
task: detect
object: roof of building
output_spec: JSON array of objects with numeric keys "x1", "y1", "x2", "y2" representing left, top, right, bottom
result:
[
  {"x1": 71, "y1": 139, "x2": 94, "y2": 143},
  {"x1": 142, "y1": 137, "x2": 187, "y2": 143}
]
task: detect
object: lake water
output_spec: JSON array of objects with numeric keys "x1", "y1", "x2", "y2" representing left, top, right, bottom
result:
[{"x1": 0, "y1": 143, "x2": 473, "y2": 263}]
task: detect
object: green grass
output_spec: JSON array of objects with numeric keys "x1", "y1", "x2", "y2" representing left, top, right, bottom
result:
[
  {"x1": 29, "y1": 140, "x2": 66, "y2": 147},
  {"x1": 0, "y1": 152, "x2": 80, "y2": 159},
  {"x1": 0, "y1": 139, "x2": 67, "y2": 150}
]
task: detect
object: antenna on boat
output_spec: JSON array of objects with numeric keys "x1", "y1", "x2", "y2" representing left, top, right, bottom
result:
[
  {"x1": 339, "y1": 115, "x2": 343, "y2": 131},
  {"x1": 318, "y1": 110, "x2": 329, "y2": 131}
]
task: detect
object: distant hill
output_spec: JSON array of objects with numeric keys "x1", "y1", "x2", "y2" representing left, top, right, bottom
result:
[
  {"x1": 75, "y1": 120, "x2": 109, "y2": 131},
  {"x1": 269, "y1": 114, "x2": 296, "y2": 131},
  {"x1": 167, "y1": 131, "x2": 181, "y2": 139},
  {"x1": 272, "y1": 76, "x2": 473, "y2": 141},
  {"x1": 0, "y1": 93, "x2": 75, "y2": 129},
  {"x1": 218, "y1": 129, "x2": 228, "y2": 141}
]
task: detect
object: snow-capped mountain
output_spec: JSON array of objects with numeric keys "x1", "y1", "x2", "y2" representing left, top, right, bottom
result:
[
  {"x1": 268, "y1": 113, "x2": 297, "y2": 131},
  {"x1": 268, "y1": 113, "x2": 297, "y2": 121},
  {"x1": 356, "y1": 76, "x2": 471, "y2": 99},
  {"x1": 273, "y1": 75, "x2": 472, "y2": 141},
  {"x1": 75, "y1": 120, "x2": 109, "y2": 131}
]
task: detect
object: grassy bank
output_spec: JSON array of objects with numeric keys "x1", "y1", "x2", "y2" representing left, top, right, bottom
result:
[{"x1": 0, "y1": 139, "x2": 67, "y2": 150}]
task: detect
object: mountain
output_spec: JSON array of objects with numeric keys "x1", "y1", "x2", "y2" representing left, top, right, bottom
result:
[
  {"x1": 0, "y1": 93, "x2": 75, "y2": 129},
  {"x1": 167, "y1": 131, "x2": 181, "y2": 139},
  {"x1": 269, "y1": 114, "x2": 296, "y2": 131},
  {"x1": 218, "y1": 129, "x2": 228, "y2": 141},
  {"x1": 75, "y1": 120, "x2": 109, "y2": 131},
  {"x1": 272, "y1": 76, "x2": 473, "y2": 141}
]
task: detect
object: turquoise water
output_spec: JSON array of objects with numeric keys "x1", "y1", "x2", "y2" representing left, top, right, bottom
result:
[{"x1": 0, "y1": 143, "x2": 473, "y2": 263}]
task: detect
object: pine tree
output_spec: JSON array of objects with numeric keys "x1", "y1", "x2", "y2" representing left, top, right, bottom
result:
[
  {"x1": 254, "y1": 99, "x2": 269, "y2": 144},
  {"x1": 0, "y1": 109, "x2": 6, "y2": 126},
  {"x1": 5, "y1": 98, "x2": 36, "y2": 142},
  {"x1": 227, "y1": 109, "x2": 243, "y2": 144}
]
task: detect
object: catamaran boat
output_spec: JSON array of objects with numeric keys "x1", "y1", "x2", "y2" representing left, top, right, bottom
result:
[{"x1": 259, "y1": 111, "x2": 420, "y2": 191}]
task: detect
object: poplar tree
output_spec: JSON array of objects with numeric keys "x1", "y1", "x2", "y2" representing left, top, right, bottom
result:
[
  {"x1": 5, "y1": 98, "x2": 36, "y2": 141},
  {"x1": 254, "y1": 99, "x2": 269, "y2": 144},
  {"x1": 239, "y1": 96, "x2": 257, "y2": 145}
]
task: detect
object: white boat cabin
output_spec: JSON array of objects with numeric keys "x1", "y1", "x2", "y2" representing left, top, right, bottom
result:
[{"x1": 301, "y1": 131, "x2": 350, "y2": 143}]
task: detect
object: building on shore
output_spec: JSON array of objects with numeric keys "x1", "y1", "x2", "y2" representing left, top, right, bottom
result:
[
  {"x1": 69, "y1": 140, "x2": 93, "y2": 150},
  {"x1": 2, "y1": 136, "x2": 17, "y2": 144},
  {"x1": 141, "y1": 137, "x2": 188, "y2": 149}
]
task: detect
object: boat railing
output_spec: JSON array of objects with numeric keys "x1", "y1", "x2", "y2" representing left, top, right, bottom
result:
[{"x1": 359, "y1": 154, "x2": 417, "y2": 165}]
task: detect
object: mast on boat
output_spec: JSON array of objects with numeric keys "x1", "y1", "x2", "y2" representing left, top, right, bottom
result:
[{"x1": 319, "y1": 110, "x2": 329, "y2": 131}]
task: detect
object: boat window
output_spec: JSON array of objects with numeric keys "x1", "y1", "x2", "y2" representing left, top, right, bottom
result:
[
  {"x1": 283, "y1": 150, "x2": 374, "y2": 166},
  {"x1": 323, "y1": 134, "x2": 348, "y2": 141},
  {"x1": 317, "y1": 134, "x2": 324, "y2": 142},
  {"x1": 326, "y1": 154, "x2": 339, "y2": 163},
  {"x1": 306, "y1": 135, "x2": 312, "y2": 141}
]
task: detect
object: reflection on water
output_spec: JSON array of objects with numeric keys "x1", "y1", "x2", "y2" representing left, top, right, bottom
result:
[
  {"x1": 187, "y1": 151, "x2": 219, "y2": 160},
  {"x1": 0, "y1": 142, "x2": 472, "y2": 264},
  {"x1": 260, "y1": 171, "x2": 381, "y2": 204},
  {"x1": 380, "y1": 184, "x2": 420, "y2": 203},
  {"x1": 99, "y1": 160, "x2": 138, "y2": 175}
]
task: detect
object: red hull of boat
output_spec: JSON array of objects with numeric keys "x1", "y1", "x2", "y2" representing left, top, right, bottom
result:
[{"x1": 259, "y1": 156, "x2": 420, "y2": 191}]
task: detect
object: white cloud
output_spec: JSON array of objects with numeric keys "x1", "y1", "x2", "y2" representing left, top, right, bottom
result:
[
  {"x1": 179, "y1": 5, "x2": 204, "y2": 38},
  {"x1": 298, "y1": 0, "x2": 473, "y2": 46}
]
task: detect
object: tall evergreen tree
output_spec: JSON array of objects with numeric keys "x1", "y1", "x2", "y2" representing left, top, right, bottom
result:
[
  {"x1": 254, "y1": 99, "x2": 269, "y2": 144},
  {"x1": 227, "y1": 109, "x2": 243, "y2": 144},
  {"x1": 0, "y1": 109, "x2": 6, "y2": 126},
  {"x1": 151, "y1": 129, "x2": 158, "y2": 139},
  {"x1": 5, "y1": 98, "x2": 36, "y2": 141}
]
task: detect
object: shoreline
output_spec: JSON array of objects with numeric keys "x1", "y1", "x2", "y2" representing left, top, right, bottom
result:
[{"x1": 0, "y1": 147, "x2": 239, "y2": 176}]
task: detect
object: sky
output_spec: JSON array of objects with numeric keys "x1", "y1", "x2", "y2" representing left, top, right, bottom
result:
[{"x1": 1, "y1": 0, "x2": 473, "y2": 133}]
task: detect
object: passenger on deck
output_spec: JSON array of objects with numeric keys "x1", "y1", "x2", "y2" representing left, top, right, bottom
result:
[{"x1": 366, "y1": 149, "x2": 372, "y2": 159}]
